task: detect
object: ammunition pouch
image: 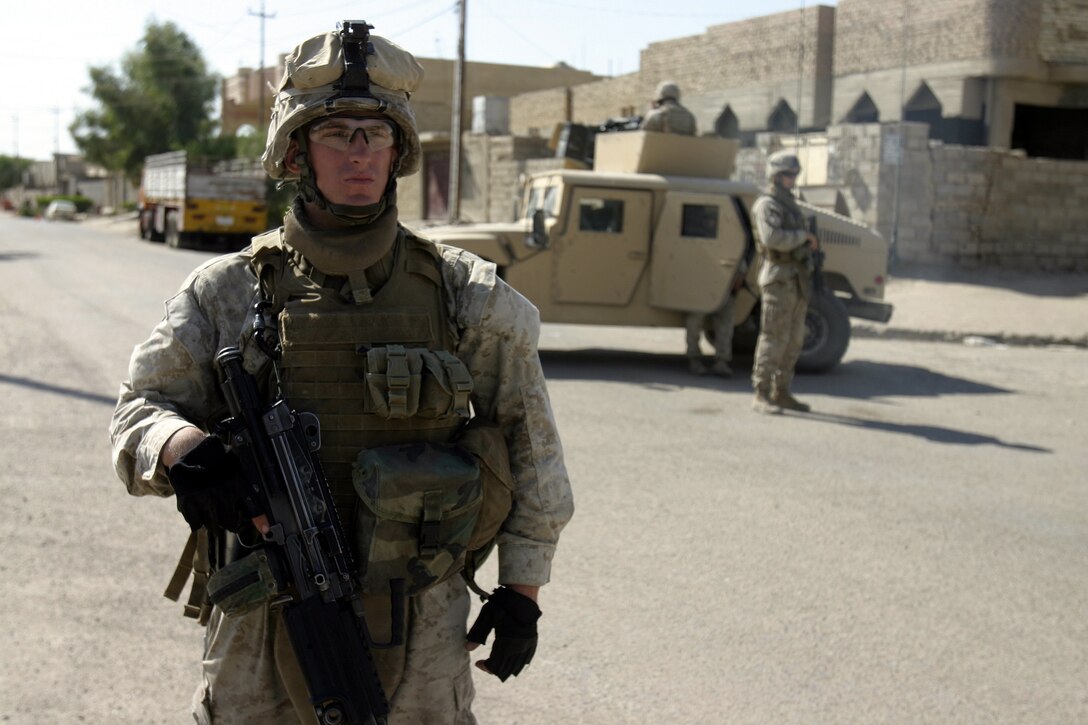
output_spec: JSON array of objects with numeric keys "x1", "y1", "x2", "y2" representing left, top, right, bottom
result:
[
  {"x1": 352, "y1": 417, "x2": 515, "y2": 598},
  {"x1": 363, "y1": 345, "x2": 472, "y2": 420}
]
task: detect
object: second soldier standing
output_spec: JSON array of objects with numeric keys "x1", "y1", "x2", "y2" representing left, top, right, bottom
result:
[{"x1": 750, "y1": 151, "x2": 819, "y2": 414}]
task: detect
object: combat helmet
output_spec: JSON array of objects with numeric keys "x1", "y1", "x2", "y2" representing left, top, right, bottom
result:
[
  {"x1": 766, "y1": 150, "x2": 802, "y2": 179},
  {"x1": 263, "y1": 21, "x2": 424, "y2": 221},
  {"x1": 655, "y1": 81, "x2": 681, "y2": 102}
]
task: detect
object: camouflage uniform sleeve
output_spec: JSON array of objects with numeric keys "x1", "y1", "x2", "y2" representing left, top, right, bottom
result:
[
  {"x1": 438, "y1": 246, "x2": 574, "y2": 587},
  {"x1": 753, "y1": 196, "x2": 807, "y2": 252},
  {"x1": 639, "y1": 108, "x2": 665, "y2": 132},
  {"x1": 109, "y1": 254, "x2": 255, "y2": 497}
]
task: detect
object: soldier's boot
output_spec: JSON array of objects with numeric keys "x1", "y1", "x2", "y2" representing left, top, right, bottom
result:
[
  {"x1": 752, "y1": 385, "x2": 782, "y2": 415},
  {"x1": 709, "y1": 358, "x2": 733, "y2": 378},
  {"x1": 688, "y1": 357, "x2": 709, "y2": 375},
  {"x1": 771, "y1": 389, "x2": 811, "y2": 413}
]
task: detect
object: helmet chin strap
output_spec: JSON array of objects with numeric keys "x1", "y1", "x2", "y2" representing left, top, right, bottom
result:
[{"x1": 294, "y1": 133, "x2": 403, "y2": 225}]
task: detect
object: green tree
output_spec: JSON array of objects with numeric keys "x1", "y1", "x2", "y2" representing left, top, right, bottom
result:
[
  {"x1": 70, "y1": 21, "x2": 218, "y2": 184},
  {"x1": 0, "y1": 155, "x2": 32, "y2": 191}
]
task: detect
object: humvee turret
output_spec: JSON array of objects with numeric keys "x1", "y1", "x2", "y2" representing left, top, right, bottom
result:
[{"x1": 425, "y1": 131, "x2": 892, "y2": 372}]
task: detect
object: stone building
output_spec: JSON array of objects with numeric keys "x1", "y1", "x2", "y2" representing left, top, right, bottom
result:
[
  {"x1": 510, "y1": 0, "x2": 1087, "y2": 159},
  {"x1": 833, "y1": 0, "x2": 1088, "y2": 157}
]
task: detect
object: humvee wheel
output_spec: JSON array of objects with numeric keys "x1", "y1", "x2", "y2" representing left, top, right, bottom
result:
[{"x1": 798, "y1": 288, "x2": 850, "y2": 373}]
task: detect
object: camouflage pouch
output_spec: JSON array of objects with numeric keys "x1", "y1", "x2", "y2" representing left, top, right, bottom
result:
[
  {"x1": 453, "y1": 417, "x2": 515, "y2": 553},
  {"x1": 364, "y1": 346, "x2": 473, "y2": 420},
  {"x1": 206, "y1": 551, "x2": 281, "y2": 617},
  {"x1": 353, "y1": 442, "x2": 482, "y2": 597}
]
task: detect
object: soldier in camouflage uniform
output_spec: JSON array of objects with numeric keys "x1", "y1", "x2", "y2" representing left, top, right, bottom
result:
[
  {"x1": 110, "y1": 21, "x2": 573, "y2": 724},
  {"x1": 750, "y1": 150, "x2": 819, "y2": 414},
  {"x1": 639, "y1": 81, "x2": 697, "y2": 136}
]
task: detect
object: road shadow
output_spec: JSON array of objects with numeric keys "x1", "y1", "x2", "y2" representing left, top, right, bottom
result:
[
  {"x1": 0, "y1": 373, "x2": 118, "y2": 406},
  {"x1": 795, "y1": 409, "x2": 1050, "y2": 453},
  {"x1": 0, "y1": 251, "x2": 41, "y2": 262},
  {"x1": 541, "y1": 349, "x2": 1010, "y2": 401},
  {"x1": 792, "y1": 359, "x2": 1010, "y2": 400},
  {"x1": 540, "y1": 349, "x2": 740, "y2": 392}
]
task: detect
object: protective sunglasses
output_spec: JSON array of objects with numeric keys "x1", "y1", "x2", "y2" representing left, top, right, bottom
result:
[{"x1": 308, "y1": 119, "x2": 397, "y2": 152}]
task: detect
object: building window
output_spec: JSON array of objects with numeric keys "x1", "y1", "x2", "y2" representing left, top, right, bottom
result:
[
  {"x1": 768, "y1": 100, "x2": 797, "y2": 132},
  {"x1": 843, "y1": 92, "x2": 880, "y2": 123},
  {"x1": 715, "y1": 106, "x2": 739, "y2": 138}
]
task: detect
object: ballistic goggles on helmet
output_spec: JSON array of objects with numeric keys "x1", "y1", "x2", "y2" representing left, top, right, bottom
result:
[{"x1": 307, "y1": 117, "x2": 398, "y2": 153}]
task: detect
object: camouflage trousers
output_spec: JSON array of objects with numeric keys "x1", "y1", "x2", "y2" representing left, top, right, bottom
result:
[
  {"x1": 192, "y1": 575, "x2": 476, "y2": 724},
  {"x1": 684, "y1": 293, "x2": 735, "y2": 362},
  {"x1": 752, "y1": 276, "x2": 810, "y2": 392}
]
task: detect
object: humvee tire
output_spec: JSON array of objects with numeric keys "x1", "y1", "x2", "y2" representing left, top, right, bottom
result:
[{"x1": 798, "y1": 288, "x2": 850, "y2": 372}]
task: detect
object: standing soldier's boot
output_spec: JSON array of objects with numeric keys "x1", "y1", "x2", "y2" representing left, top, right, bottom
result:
[
  {"x1": 771, "y1": 388, "x2": 811, "y2": 412},
  {"x1": 752, "y1": 385, "x2": 782, "y2": 414},
  {"x1": 688, "y1": 357, "x2": 708, "y2": 375},
  {"x1": 709, "y1": 358, "x2": 733, "y2": 378}
]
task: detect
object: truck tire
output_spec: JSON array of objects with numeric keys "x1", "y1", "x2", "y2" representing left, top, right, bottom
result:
[
  {"x1": 797, "y1": 288, "x2": 850, "y2": 373},
  {"x1": 138, "y1": 211, "x2": 150, "y2": 240},
  {"x1": 165, "y1": 213, "x2": 188, "y2": 249}
]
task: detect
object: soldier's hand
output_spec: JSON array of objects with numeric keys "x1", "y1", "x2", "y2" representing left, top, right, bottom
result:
[
  {"x1": 167, "y1": 436, "x2": 251, "y2": 533},
  {"x1": 806, "y1": 232, "x2": 819, "y2": 249},
  {"x1": 465, "y1": 586, "x2": 541, "y2": 682}
]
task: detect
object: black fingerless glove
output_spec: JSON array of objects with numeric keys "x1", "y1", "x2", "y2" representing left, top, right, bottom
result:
[
  {"x1": 167, "y1": 436, "x2": 251, "y2": 533},
  {"x1": 466, "y1": 586, "x2": 542, "y2": 682}
]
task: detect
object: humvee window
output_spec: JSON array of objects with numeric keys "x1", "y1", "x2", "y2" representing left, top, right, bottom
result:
[
  {"x1": 681, "y1": 204, "x2": 719, "y2": 238},
  {"x1": 578, "y1": 198, "x2": 624, "y2": 233},
  {"x1": 526, "y1": 184, "x2": 560, "y2": 219}
]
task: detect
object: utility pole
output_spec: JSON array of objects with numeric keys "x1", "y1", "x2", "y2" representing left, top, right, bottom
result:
[
  {"x1": 249, "y1": 2, "x2": 276, "y2": 137},
  {"x1": 796, "y1": 0, "x2": 805, "y2": 144},
  {"x1": 448, "y1": 0, "x2": 466, "y2": 222},
  {"x1": 890, "y1": 0, "x2": 911, "y2": 266}
]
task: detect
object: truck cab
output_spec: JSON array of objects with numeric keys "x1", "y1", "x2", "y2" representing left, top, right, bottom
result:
[{"x1": 426, "y1": 131, "x2": 892, "y2": 372}]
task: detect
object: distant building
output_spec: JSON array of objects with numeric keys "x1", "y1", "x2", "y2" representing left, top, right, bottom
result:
[{"x1": 509, "y1": 0, "x2": 1088, "y2": 160}]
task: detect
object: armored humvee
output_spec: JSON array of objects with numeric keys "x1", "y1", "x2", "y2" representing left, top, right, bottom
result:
[{"x1": 425, "y1": 131, "x2": 892, "y2": 372}]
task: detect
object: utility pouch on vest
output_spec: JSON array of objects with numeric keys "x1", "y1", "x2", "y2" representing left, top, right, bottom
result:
[
  {"x1": 453, "y1": 417, "x2": 516, "y2": 597},
  {"x1": 206, "y1": 550, "x2": 282, "y2": 618},
  {"x1": 364, "y1": 346, "x2": 473, "y2": 420},
  {"x1": 454, "y1": 417, "x2": 515, "y2": 553},
  {"x1": 353, "y1": 442, "x2": 482, "y2": 597}
]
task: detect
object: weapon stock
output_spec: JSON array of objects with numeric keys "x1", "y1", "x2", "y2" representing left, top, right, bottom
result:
[
  {"x1": 807, "y1": 216, "x2": 826, "y2": 294},
  {"x1": 214, "y1": 346, "x2": 389, "y2": 725}
]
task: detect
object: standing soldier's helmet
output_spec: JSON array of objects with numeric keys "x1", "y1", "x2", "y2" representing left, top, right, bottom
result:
[
  {"x1": 655, "y1": 81, "x2": 681, "y2": 103},
  {"x1": 766, "y1": 150, "x2": 802, "y2": 180},
  {"x1": 262, "y1": 21, "x2": 424, "y2": 220}
]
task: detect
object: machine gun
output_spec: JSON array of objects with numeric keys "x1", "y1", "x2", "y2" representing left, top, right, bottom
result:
[{"x1": 214, "y1": 347, "x2": 390, "y2": 725}]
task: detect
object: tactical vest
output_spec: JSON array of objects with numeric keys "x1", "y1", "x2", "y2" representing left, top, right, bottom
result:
[{"x1": 251, "y1": 227, "x2": 473, "y2": 519}]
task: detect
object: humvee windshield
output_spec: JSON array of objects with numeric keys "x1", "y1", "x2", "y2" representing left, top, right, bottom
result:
[{"x1": 525, "y1": 183, "x2": 560, "y2": 219}]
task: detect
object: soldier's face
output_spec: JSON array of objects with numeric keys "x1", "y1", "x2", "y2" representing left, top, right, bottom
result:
[
  {"x1": 288, "y1": 115, "x2": 398, "y2": 208},
  {"x1": 777, "y1": 171, "x2": 799, "y2": 189}
]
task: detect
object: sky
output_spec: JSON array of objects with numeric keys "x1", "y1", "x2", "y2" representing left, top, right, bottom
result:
[{"x1": 0, "y1": 0, "x2": 835, "y2": 162}]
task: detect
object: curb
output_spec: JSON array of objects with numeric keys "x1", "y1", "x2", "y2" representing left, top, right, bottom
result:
[{"x1": 852, "y1": 323, "x2": 1088, "y2": 349}]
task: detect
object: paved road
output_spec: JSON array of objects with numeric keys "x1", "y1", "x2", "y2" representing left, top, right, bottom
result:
[{"x1": 1, "y1": 215, "x2": 1085, "y2": 724}]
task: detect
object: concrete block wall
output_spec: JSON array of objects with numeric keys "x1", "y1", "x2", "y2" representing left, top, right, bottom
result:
[
  {"x1": 835, "y1": 0, "x2": 1041, "y2": 75},
  {"x1": 456, "y1": 134, "x2": 554, "y2": 223},
  {"x1": 1041, "y1": 0, "x2": 1088, "y2": 62},
  {"x1": 510, "y1": 87, "x2": 569, "y2": 137},
  {"x1": 744, "y1": 122, "x2": 1088, "y2": 270},
  {"x1": 639, "y1": 6, "x2": 834, "y2": 130},
  {"x1": 979, "y1": 155, "x2": 1088, "y2": 270},
  {"x1": 508, "y1": 74, "x2": 644, "y2": 138}
]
